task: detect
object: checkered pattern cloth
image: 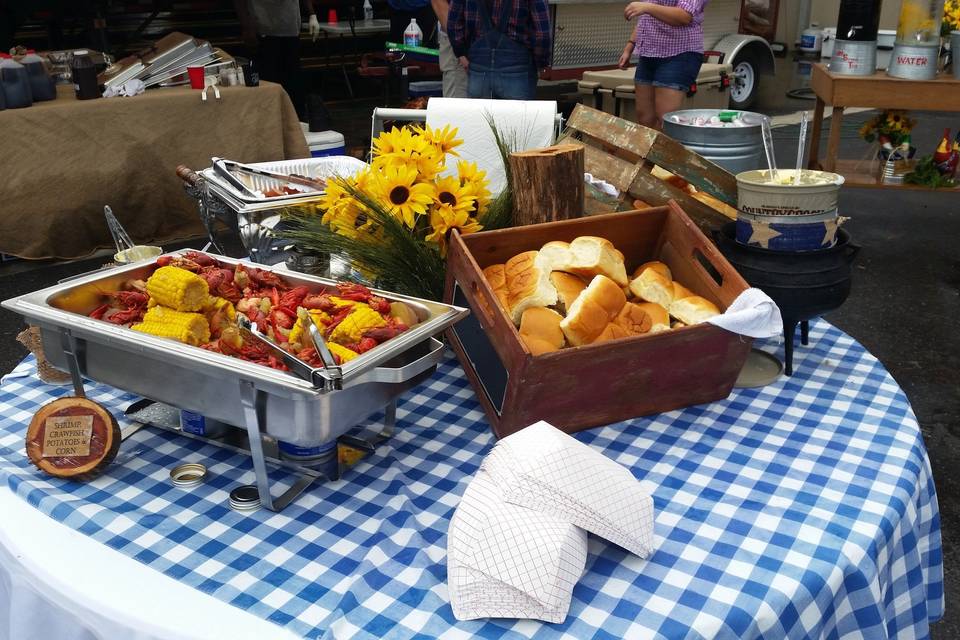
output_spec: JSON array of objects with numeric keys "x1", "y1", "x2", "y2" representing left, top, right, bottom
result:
[
  {"x1": 633, "y1": 0, "x2": 707, "y2": 58},
  {"x1": 0, "y1": 320, "x2": 943, "y2": 639}
]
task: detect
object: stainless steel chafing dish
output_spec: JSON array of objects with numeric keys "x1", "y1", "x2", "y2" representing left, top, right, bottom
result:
[{"x1": 2, "y1": 251, "x2": 468, "y2": 509}]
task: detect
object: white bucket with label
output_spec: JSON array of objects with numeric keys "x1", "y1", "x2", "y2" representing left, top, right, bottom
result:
[{"x1": 735, "y1": 169, "x2": 844, "y2": 251}]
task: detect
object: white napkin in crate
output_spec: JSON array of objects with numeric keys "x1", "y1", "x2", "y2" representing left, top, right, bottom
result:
[
  {"x1": 448, "y1": 469, "x2": 588, "y2": 623},
  {"x1": 482, "y1": 421, "x2": 655, "y2": 558}
]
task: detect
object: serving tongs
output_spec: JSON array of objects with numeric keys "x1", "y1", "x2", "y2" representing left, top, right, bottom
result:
[
  {"x1": 236, "y1": 314, "x2": 342, "y2": 390},
  {"x1": 216, "y1": 158, "x2": 325, "y2": 192},
  {"x1": 211, "y1": 157, "x2": 260, "y2": 199}
]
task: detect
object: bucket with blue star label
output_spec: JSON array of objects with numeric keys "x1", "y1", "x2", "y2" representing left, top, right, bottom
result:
[{"x1": 735, "y1": 169, "x2": 844, "y2": 252}]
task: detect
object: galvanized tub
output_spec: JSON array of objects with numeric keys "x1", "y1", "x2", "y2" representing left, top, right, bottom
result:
[
  {"x1": 2, "y1": 251, "x2": 468, "y2": 447},
  {"x1": 662, "y1": 109, "x2": 765, "y2": 174},
  {"x1": 736, "y1": 169, "x2": 845, "y2": 251},
  {"x1": 828, "y1": 39, "x2": 878, "y2": 75}
]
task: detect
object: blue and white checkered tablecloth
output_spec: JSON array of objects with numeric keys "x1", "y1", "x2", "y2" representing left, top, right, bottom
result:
[{"x1": 0, "y1": 320, "x2": 943, "y2": 639}]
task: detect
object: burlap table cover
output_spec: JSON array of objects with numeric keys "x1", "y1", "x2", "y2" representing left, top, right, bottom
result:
[{"x1": 0, "y1": 82, "x2": 309, "y2": 259}]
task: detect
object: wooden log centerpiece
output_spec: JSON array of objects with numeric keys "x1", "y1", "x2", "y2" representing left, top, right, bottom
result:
[
  {"x1": 26, "y1": 397, "x2": 121, "y2": 481},
  {"x1": 508, "y1": 143, "x2": 585, "y2": 226}
]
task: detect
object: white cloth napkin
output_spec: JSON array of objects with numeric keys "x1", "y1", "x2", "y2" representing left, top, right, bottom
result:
[
  {"x1": 482, "y1": 421, "x2": 655, "y2": 559},
  {"x1": 584, "y1": 172, "x2": 619, "y2": 197},
  {"x1": 448, "y1": 469, "x2": 588, "y2": 623},
  {"x1": 706, "y1": 288, "x2": 783, "y2": 338}
]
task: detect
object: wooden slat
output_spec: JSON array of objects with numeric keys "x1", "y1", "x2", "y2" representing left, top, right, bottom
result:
[
  {"x1": 645, "y1": 136, "x2": 737, "y2": 206},
  {"x1": 562, "y1": 137, "x2": 643, "y2": 193},
  {"x1": 627, "y1": 172, "x2": 732, "y2": 232},
  {"x1": 566, "y1": 104, "x2": 657, "y2": 158}
]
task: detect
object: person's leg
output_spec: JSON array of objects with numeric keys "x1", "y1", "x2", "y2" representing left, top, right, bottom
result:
[
  {"x1": 632, "y1": 56, "x2": 657, "y2": 127},
  {"x1": 653, "y1": 87, "x2": 685, "y2": 129},
  {"x1": 634, "y1": 84, "x2": 657, "y2": 128},
  {"x1": 256, "y1": 36, "x2": 283, "y2": 85},
  {"x1": 280, "y1": 35, "x2": 305, "y2": 118},
  {"x1": 438, "y1": 30, "x2": 468, "y2": 97}
]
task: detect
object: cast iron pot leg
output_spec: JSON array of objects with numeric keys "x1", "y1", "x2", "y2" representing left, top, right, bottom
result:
[{"x1": 800, "y1": 320, "x2": 809, "y2": 346}]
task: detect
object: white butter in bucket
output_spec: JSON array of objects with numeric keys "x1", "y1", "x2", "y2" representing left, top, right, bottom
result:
[{"x1": 114, "y1": 245, "x2": 163, "y2": 263}]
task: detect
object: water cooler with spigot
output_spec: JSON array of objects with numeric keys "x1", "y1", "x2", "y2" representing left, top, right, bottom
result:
[
  {"x1": 829, "y1": 0, "x2": 885, "y2": 74},
  {"x1": 887, "y1": 0, "x2": 945, "y2": 79}
]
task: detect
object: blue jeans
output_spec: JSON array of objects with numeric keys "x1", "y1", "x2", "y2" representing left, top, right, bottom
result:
[{"x1": 467, "y1": 34, "x2": 537, "y2": 100}]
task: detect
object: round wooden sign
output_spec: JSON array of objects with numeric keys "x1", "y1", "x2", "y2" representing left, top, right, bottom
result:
[{"x1": 25, "y1": 397, "x2": 121, "y2": 481}]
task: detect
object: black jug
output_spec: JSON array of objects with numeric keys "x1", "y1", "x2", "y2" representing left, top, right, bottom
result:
[
  {"x1": 71, "y1": 50, "x2": 100, "y2": 100},
  {"x1": 21, "y1": 51, "x2": 56, "y2": 101}
]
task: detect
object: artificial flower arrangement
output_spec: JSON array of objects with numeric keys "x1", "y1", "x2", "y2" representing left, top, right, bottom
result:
[
  {"x1": 859, "y1": 109, "x2": 918, "y2": 172},
  {"x1": 280, "y1": 125, "x2": 512, "y2": 301}
]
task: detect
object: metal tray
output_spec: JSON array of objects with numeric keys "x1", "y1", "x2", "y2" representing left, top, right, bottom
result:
[
  {"x1": 2, "y1": 251, "x2": 468, "y2": 447},
  {"x1": 201, "y1": 157, "x2": 368, "y2": 207}
]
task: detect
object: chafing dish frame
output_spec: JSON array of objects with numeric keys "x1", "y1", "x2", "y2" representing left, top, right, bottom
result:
[{"x1": 3, "y1": 251, "x2": 468, "y2": 511}]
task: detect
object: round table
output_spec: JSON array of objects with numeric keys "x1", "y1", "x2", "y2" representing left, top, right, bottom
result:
[{"x1": 0, "y1": 321, "x2": 943, "y2": 639}]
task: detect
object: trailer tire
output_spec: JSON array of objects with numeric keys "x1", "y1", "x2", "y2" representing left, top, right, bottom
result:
[{"x1": 729, "y1": 50, "x2": 760, "y2": 109}]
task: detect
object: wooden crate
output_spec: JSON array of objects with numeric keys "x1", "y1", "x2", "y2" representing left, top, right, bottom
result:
[
  {"x1": 444, "y1": 202, "x2": 752, "y2": 439},
  {"x1": 559, "y1": 104, "x2": 738, "y2": 233}
]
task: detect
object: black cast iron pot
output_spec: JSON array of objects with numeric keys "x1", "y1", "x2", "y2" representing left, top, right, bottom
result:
[{"x1": 715, "y1": 223, "x2": 860, "y2": 375}]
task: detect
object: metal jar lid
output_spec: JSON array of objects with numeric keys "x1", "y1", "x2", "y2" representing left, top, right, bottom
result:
[
  {"x1": 170, "y1": 463, "x2": 207, "y2": 487},
  {"x1": 229, "y1": 485, "x2": 261, "y2": 512}
]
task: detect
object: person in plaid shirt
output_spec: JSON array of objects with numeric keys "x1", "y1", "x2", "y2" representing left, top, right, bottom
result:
[
  {"x1": 447, "y1": 0, "x2": 552, "y2": 99},
  {"x1": 618, "y1": 0, "x2": 708, "y2": 129}
]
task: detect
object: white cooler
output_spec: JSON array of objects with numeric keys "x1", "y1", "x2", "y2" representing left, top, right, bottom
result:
[
  {"x1": 299, "y1": 123, "x2": 346, "y2": 157},
  {"x1": 577, "y1": 62, "x2": 732, "y2": 118}
]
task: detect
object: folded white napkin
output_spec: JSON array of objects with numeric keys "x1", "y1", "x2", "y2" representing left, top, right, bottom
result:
[
  {"x1": 482, "y1": 421, "x2": 655, "y2": 559},
  {"x1": 706, "y1": 288, "x2": 783, "y2": 338},
  {"x1": 448, "y1": 469, "x2": 588, "y2": 623}
]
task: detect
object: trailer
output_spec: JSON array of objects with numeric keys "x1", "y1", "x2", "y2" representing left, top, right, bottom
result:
[{"x1": 545, "y1": 0, "x2": 777, "y2": 108}]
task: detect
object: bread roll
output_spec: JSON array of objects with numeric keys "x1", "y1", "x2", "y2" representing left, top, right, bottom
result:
[
  {"x1": 634, "y1": 302, "x2": 671, "y2": 333},
  {"x1": 672, "y1": 282, "x2": 695, "y2": 301},
  {"x1": 482, "y1": 264, "x2": 510, "y2": 311},
  {"x1": 591, "y1": 322, "x2": 632, "y2": 344},
  {"x1": 669, "y1": 295, "x2": 721, "y2": 325},
  {"x1": 628, "y1": 268, "x2": 673, "y2": 308},
  {"x1": 549, "y1": 236, "x2": 628, "y2": 287},
  {"x1": 632, "y1": 198, "x2": 652, "y2": 209},
  {"x1": 550, "y1": 271, "x2": 587, "y2": 315},
  {"x1": 630, "y1": 260, "x2": 672, "y2": 281},
  {"x1": 505, "y1": 251, "x2": 558, "y2": 325},
  {"x1": 613, "y1": 302, "x2": 652, "y2": 335},
  {"x1": 535, "y1": 241, "x2": 572, "y2": 272},
  {"x1": 559, "y1": 275, "x2": 626, "y2": 346},
  {"x1": 519, "y1": 307, "x2": 565, "y2": 355}
]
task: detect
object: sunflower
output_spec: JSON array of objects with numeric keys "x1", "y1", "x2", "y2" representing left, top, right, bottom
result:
[
  {"x1": 433, "y1": 175, "x2": 477, "y2": 217},
  {"x1": 319, "y1": 178, "x2": 354, "y2": 225},
  {"x1": 424, "y1": 205, "x2": 483, "y2": 254},
  {"x1": 375, "y1": 164, "x2": 436, "y2": 228},
  {"x1": 326, "y1": 197, "x2": 365, "y2": 239},
  {"x1": 371, "y1": 126, "x2": 408, "y2": 158},
  {"x1": 417, "y1": 124, "x2": 463, "y2": 158}
]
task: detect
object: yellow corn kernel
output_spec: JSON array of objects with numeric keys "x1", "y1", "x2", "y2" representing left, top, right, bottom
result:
[
  {"x1": 328, "y1": 304, "x2": 386, "y2": 345},
  {"x1": 326, "y1": 342, "x2": 359, "y2": 363},
  {"x1": 146, "y1": 266, "x2": 209, "y2": 311},
  {"x1": 133, "y1": 305, "x2": 211, "y2": 346}
]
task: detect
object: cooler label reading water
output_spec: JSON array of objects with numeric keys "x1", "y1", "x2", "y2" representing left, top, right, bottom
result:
[{"x1": 42, "y1": 415, "x2": 93, "y2": 457}]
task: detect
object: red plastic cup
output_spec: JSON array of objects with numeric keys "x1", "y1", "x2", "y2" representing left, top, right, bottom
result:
[
  {"x1": 327, "y1": 8, "x2": 338, "y2": 24},
  {"x1": 187, "y1": 66, "x2": 205, "y2": 89}
]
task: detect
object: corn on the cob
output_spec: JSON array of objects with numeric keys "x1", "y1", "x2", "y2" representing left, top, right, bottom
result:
[
  {"x1": 326, "y1": 342, "x2": 359, "y2": 363},
  {"x1": 288, "y1": 309, "x2": 332, "y2": 349},
  {"x1": 329, "y1": 304, "x2": 386, "y2": 345},
  {"x1": 202, "y1": 296, "x2": 236, "y2": 320},
  {"x1": 146, "y1": 266, "x2": 209, "y2": 311},
  {"x1": 132, "y1": 305, "x2": 210, "y2": 345}
]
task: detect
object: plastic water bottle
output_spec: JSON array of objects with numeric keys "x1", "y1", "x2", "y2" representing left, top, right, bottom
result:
[
  {"x1": 0, "y1": 54, "x2": 33, "y2": 108},
  {"x1": 363, "y1": 0, "x2": 374, "y2": 23},
  {"x1": 404, "y1": 18, "x2": 423, "y2": 47},
  {"x1": 20, "y1": 50, "x2": 56, "y2": 101}
]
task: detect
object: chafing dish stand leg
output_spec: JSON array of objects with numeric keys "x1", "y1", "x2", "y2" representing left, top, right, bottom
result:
[{"x1": 239, "y1": 380, "x2": 316, "y2": 512}]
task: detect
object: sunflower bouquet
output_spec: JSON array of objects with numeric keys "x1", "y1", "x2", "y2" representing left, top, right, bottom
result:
[
  {"x1": 943, "y1": 0, "x2": 960, "y2": 35},
  {"x1": 859, "y1": 110, "x2": 917, "y2": 151},
  {"x1": 280, "y1": 125, "x2": 512, "y2": 301}
]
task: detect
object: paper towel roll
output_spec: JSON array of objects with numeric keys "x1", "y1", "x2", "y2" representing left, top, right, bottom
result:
[{"x1": 426, "y1": 98, "x2": 557, "y2": 195}]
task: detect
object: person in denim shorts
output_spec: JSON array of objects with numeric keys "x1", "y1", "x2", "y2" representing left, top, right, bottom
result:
[{"x1": 618, "y1": 0, "x2": 707, "y2": 130}]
